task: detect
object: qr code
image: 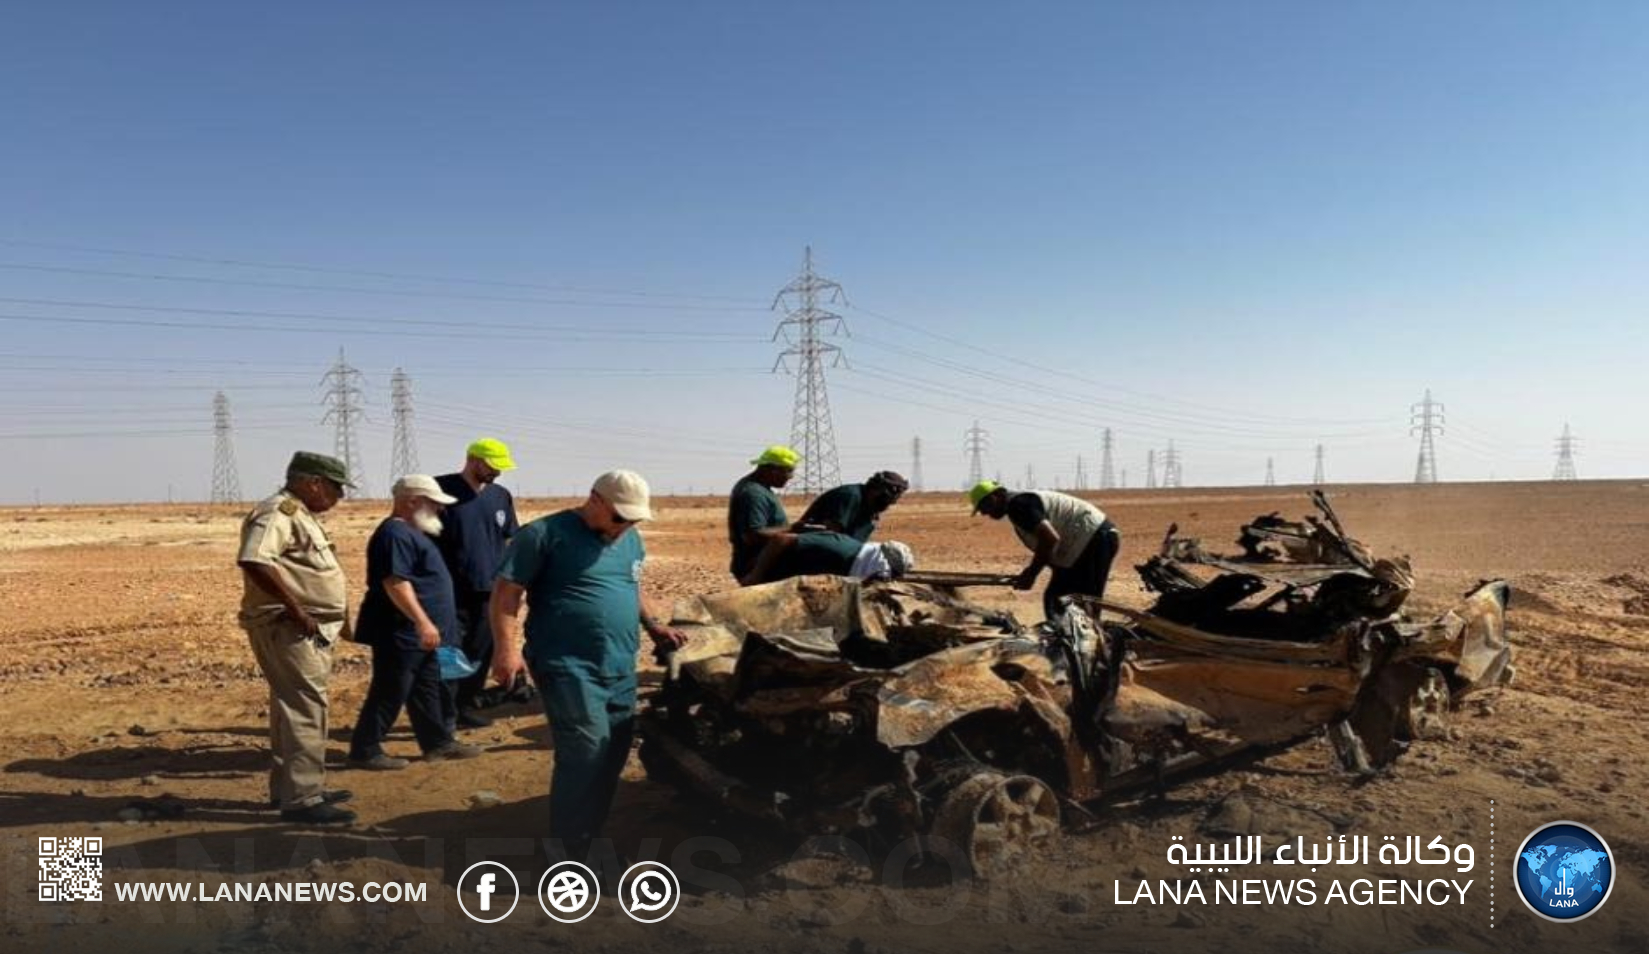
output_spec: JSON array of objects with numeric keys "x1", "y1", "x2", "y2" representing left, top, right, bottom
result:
[{"x1": 39, "y1": 836, "x2": 102, "y2": 901}]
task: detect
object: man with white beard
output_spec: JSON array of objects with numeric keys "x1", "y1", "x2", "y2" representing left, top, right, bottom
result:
[{"x1": 347, "y1": 475, "x2": 483, "y2": 770}]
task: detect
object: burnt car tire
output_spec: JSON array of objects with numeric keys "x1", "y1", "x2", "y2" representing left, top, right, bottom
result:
[
  {"x1": 1398, "y1": 666, "x2": 1451, "y2": 742},
  {"x1": 930, "y1": 772, "x2": 1061, "y2": 878}
]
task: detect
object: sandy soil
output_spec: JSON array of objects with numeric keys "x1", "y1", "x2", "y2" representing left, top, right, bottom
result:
[{"x1": 2, "y1": 481, "x2": 1647, "y2": 954}]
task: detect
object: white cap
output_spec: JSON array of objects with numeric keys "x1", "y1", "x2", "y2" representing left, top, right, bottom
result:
[
  {"x1": 592, "y1": 469, "x2": 653, "y2": 522},
  {"x1": 392, "y1": 474, "x2": 458, "y2": 505}
]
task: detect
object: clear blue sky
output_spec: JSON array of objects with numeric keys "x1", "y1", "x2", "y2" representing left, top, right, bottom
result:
[{"x1": 2, "y1": 2, "x2": 1644, "y2": 503}]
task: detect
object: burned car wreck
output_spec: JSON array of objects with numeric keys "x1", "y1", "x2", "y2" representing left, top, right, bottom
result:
[{"x1": 638, "y1": 495, "x2": 1513, "y2": 875}]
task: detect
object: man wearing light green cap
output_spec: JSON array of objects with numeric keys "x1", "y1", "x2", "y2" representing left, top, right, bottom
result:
[
  {"x1": 727, "y1": 445, "x2": 798, "y2": 582},
  {"x1": 969, "y1": 479, "x2": 1121, "y2": 623},
  {"x1": 237, "y1": 451, "x2": 356, "y2": 825},
  {"x1": 434, "y1": 438, "x2": 520, "y2": 729}
]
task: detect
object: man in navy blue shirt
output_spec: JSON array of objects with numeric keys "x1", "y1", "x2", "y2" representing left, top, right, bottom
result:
[
  {"x1": 434, "y1": 438, "x2": 520, "y2": 729},
  {"x1": 348, "y1": 476, "x2": 483, "y2": 769}
]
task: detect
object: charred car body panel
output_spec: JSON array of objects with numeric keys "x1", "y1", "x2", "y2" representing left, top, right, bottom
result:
[{"x1": 639, "y1": 498, "x2": 1513, "y2": 874}]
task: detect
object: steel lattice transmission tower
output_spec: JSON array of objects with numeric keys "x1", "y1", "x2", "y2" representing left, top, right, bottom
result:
[
  {"x1": 320, "y1": 348, "x2": 370, "y2": 498},
  {"x1": 772, "y1": 247, "x2": 848, "y2": 494},
  {"x1": 1264, "y1": 457, "x2": 1276, "y2": 486},
  {"x1": 388, "y1": 368, "x2": 419, "y2": 485},
  {"x1": 1410, "y1": 388, "x2": 1445, "y2": 484},
  {"x1": 1145, "y1": 449, "x2": 1157, "y2": 489},
  {"x1": 210, "y1": 391, "x2": 242, "y2": 504},
  {"x1": 1161, "y1": 441, "x2": 1183, "y2": 488},
  {"x1": 1099, "y1": 428, "x2": 1116, "y2": 490},
  {"x1": 964, "y1": 420, "x2": 990, "y2": 487},
  {"x1": 1074, "y1": 455, "x2": 1087, "y2": 490},
  {"x1": 1553, "y1": 423, "x2": 1580, "y2": 480},
  {"x1": 911, "y1": 437, "x2": 925, "y2": 493},
  {"x1": 1313, "y1": 444, "x2": 1325, "y2": 485}
]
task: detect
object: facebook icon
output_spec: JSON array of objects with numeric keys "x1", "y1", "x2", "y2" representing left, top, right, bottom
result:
[{"x1": 457, "y1": 862, "x2": 519, "y2": 923}]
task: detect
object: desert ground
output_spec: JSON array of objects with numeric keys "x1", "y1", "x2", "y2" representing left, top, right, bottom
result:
[{"x1": 2, "y1": 480, "x2": 1646, "y2": 954}]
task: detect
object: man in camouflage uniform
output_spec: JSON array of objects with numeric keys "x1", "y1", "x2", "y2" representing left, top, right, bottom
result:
[{"x1": 237, "y1": 452, "x2": 356, "y2": 825}]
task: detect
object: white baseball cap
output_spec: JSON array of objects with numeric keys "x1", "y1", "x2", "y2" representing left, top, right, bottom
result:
[
  {"x1": 392, "y1": 474, "x2": 458, "y2": 505},
  {"x1": 592, "y1": 469, "x2": 653, "y2": 522}
]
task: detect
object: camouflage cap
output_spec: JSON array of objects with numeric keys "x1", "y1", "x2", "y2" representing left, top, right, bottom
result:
[{"x1": 286, "y1": 451, "x2": 354, "y2": 488}]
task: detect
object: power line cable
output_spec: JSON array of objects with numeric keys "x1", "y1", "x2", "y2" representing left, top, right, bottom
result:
[
  {"x1": 0, "y1": 296, "x2": 759, "y2": 339},
  {"x1": 0, "y1": 238, "x2": 765, "y2": 304},
  {"x1": 0, "y1": 311, "x2": 763, "y2": 345},
  {"x1": 849, "y1": 364, "x2": 1395, "y2": 445},
  {"x1": 852, "y1": 336, "x2": 1401, "y2": 436},
  {"x1": 0, "y1": 261, "x2": 768, "y2": 312},
  {"x1": 846, "y1": 302, "x2": 1394, "y2": 428}
]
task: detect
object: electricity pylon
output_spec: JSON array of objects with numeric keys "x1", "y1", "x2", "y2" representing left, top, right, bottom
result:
[
  {"x1": 388, "y1": 368, "x2": 419, "y2": 485},
  {"x1": 1553, "y1": 424, "x2": 1579, "y2": 480},
  {"x1": 320, "y1": 348, "x2": 369, "y2": 498},
  {"x1": 1099, "y1": 428, "x2": 1116, "y2": 489},
  {"x1": 1410, "y1": 389, "x2": 1444, "y2": 484},
  {"x1": 1161, "y1": 441, "x2": 1183, "y2": 488},
  {"x1": 773, "y1": 246, "x2": 847, "y2": 494},
  {"x1": 964, "y1": 420, "x2": 989, "y2": 487},
  {"x1": 210, "y1": 391, "x2": 242, "y2": 504}
]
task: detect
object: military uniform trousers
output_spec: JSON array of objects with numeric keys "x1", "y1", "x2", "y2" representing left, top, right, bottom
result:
[{"x1": 245, "y1": 617, "x2": 339, "y2": 810}]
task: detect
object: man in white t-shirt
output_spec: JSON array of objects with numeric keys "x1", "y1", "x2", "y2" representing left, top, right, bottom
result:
[{"x1": 969, "y1": 480, "x2": 1121, "y2": 622}]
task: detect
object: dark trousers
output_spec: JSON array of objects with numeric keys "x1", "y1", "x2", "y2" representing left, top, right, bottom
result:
[
  {"x1": 532, "y1": 663, "x2": 637, "y2": 843},
  {"x1": 349, "y1": 640, "x2": 453, "y2": 760},
  {"x1": 1044, "y1": 519, "x2": 1121, "y2": 621},
  {"x1": 448, "y1": 591, "x2": 495, "y2": 713}
]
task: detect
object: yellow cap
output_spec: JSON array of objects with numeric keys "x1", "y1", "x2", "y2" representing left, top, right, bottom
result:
[
  {"x1": 750, "y1": 445, "x2": 800, "y2": 469},
  {"x1": 968, "y1": 479, "x2": 1002, "y2": 513},
  {"x1": 466, "y1": 438, "x2": 517, "y2": 472}
]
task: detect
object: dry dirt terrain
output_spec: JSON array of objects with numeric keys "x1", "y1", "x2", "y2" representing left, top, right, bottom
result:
[{"x1": 2, "y1": 481, "x2": 1646, "y2": 954}]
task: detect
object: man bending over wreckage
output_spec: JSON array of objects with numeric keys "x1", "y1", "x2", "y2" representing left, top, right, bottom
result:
[{"x1": 739, "y1": 530, "x2": 916, "y2": 586}]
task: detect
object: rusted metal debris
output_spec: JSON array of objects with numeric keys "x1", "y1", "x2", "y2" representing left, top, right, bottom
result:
[
  {"x1": 900, "y1": 570, "x2": 1019, "y2": 588},
  {"x1": 638, "y1": 495, "x2": 1513, "y2": 877}
]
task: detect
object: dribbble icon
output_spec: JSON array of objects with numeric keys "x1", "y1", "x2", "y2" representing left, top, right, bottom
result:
[
  {"x1": 618, "y1": 861, "x2": 680, "y2": 923},
  {"x1": 537, "y1": 860, "x2": 601, "y2": 923}
]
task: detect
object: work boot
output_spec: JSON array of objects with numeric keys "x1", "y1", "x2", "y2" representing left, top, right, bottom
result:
[
  {"x1": 348, "y1": 754, "x2": 410, "y2": 771},
  {"x1": 280, "y1": 803, "x2": 357, "y2": 826},
  {"x1": 457, "y1": 710, "x2": 493, "y2": 730},
  {"x1": 269, "y1": 789, "x2": 352, "y2": 809},
  {"x1": 425, "y1": 741, "x2": 483, "y2": 761}
]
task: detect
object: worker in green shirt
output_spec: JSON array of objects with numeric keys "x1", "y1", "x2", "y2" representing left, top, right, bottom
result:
[
  {"x1": 738, "y1": 530, "x2": 916, "y2": 586},
  {"x1": 727, "y1": 445, "x2": 798, "y2": 581},
  {"x1": 489, "y1": 470, "x2": 687, "y2": 856},
  {"x1": 794, "y1": 470, "x2": 909, "y2": 542}
]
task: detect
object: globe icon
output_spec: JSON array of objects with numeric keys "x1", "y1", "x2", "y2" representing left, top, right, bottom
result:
[
  {"x1": 545, "y1": 870, "x2": 590, "y2": 913},
  {"x1": 1514, "y1": 821, "x2": 1613, "y2": 923}
]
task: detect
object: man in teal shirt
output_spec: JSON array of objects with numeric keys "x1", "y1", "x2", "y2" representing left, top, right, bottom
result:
[
  {"x1": 489, "y1": 470, "x2": 685, "y2": 853},
  {"x1": 795, "y1": 470, "x2": 909, "y2": 543},
  {"x1": 728, "y1": 445, "x2": 798, "y2": 581}
]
